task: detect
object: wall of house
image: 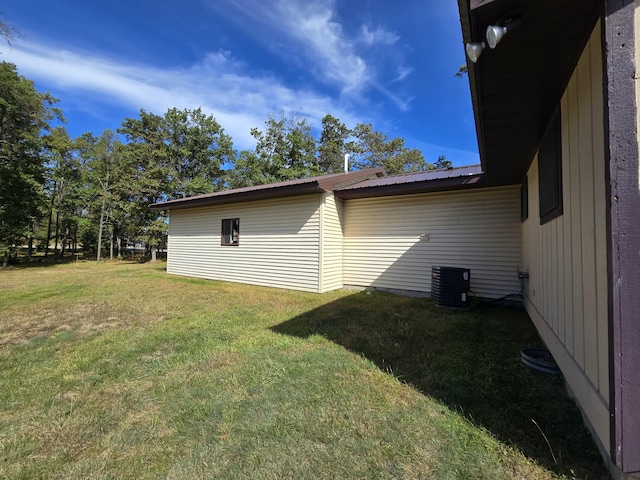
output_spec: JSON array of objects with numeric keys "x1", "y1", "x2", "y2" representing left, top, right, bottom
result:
[
  {"x1": 521, "y1": 22, "x2": 610, "y2": 455},
  {"x1": 342, "y1": 186, "x2": 522, "y2": 299},
  {"x1": 166, "y1": 194, "x2": 324, "y2": 293},
  {"x1": 637, "y1": 1, "x2": 640, "y2": 165},
  {"x1": 319, "y1": 193, "x2": 344, "y2": 293}
]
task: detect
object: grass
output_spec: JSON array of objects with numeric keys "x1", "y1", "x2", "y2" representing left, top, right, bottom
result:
[{"x1": 0, "y1": 260, "x2": 608, "y2": 479}]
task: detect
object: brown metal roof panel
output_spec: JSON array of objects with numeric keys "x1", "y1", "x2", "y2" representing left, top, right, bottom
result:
[
  {"x1": 337, "y1": 165, "x2": 483, "y2": 190},
  {"x1": 150, "y1": 167, "x2": 386, "y2": 210},
  {"x1": 316, "y1": 167, "x2": 386, "y2": 190},
  {"x1": 151, "y1": 183, "x2": 327, "y2": 210},
  {"x1": 335, "y1": 174, "x2": 486, "y2": 200}
]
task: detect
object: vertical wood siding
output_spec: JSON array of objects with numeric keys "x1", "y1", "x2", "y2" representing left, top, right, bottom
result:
[
  {"x1": 343, "y1": 186, "x2": 522, "y2": 299},
  {"x1": 521, "y1": 22, "x2": 610, "y2": 452},
  {"x1": 167, "y1": 194, "x2": 322, "y2": 292},
  {"x1": 637, "y1": 0, "x2": 640, "y2": 165},
  {"x1": 319, "y1": 193, "x2": 344, "y2": 293}
]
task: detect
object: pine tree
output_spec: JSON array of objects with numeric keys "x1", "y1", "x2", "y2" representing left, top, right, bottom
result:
[{"x1": 0, "y1": 62, "x2": 61, "y2": 265}]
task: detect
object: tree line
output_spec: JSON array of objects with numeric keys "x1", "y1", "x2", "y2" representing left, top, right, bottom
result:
[{"x1": 0, "y1": 61, "x2": 452, "y2": 265}]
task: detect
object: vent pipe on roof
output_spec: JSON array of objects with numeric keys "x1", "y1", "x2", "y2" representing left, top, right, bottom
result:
[{"x1": 344, "y1": 153, "x2": 349, "y2": 173}]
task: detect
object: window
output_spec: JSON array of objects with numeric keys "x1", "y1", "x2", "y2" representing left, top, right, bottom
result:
[
  {"x1": 538, "y1": 109, "x2": 563, "y2": 224},
  {"x1": 521, "y1": 176, "x2": 528, "y2": 222},
  {"x1": 221, "y1": 218, "x2": 239, "y2": 246}
]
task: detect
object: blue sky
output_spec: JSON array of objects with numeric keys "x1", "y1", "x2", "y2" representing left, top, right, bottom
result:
[{"x1": 1, "y1": 0, "x2": 479, "y2": 166}]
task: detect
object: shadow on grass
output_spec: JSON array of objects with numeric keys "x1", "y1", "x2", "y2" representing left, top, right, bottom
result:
[
  {"x1": 271, "y1": 291, "x2": 608, "y2": 479},
  {"x1": 1, "y1": 254, "x2": 159, "y2": 270},
  {"x1": 1, "y1": 254, "x2": 82, "y2": 269}
]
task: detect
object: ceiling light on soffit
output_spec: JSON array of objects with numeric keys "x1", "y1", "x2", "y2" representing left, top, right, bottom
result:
[
  {"x1": 465, "y1": 10, "x2": 522, "y2": 63},
  {"x1": 466, "y1": 41, "x2": 485, "y2": 63}
]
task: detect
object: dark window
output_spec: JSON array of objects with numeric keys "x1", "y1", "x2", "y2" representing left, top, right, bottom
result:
[
  {"x1": 521, "y1": 176, "x2": 528, "y2": 222},
  {"x1": 538, "y1": 109, "x2": 563, "y2": 224},
  {"x1": 221, "y1": 218, "x2": 239, "y2": 246}
]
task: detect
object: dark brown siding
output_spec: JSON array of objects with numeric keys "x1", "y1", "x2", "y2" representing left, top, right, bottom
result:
[{"x1": 604, "y1": 0, "x2": 640, "y2": 473}]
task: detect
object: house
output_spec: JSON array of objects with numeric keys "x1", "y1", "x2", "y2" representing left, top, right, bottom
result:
[
  {"x1": 151, "y1": 0, "x2": 639, "y2": 474},
  {"x1": 151, "y1": 168, "x2": 386, "y2": 293},
  {"x1": 150, "y1": 165, "x2": 523, "y2": 300},
  {"x1": 457, "y1": 0, "x2": 640, "y2": 476}
]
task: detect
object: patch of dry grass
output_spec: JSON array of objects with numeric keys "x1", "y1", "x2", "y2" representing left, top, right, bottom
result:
[{"x1": 0, "y1": 262, "x2": 225, "y2": 349}]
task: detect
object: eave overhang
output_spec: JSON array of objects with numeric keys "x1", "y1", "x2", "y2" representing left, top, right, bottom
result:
[
  {"x1": 150, "y1": 168, "x2": 386, "y2": 211},
  {"x1": 459, "y1": 0, "x2": 601, "y2": 186},
  {"x1": 150, "y1": 183, "x2": 327, "y2": 211}
]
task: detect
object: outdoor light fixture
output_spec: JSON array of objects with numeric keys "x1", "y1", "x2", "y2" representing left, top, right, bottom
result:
[
  {"x1": 486, "y1": 25, "x2": 506, "y2": 49},
  {"x1": 465, "y1": 41, "x2": 485, "y2": 63},
  {"x1": 486, "y1": 18, "x2": 521, "y2": 49},
  {"x1": 465, "y1": 12, "x2": 521, "y2": 64}
]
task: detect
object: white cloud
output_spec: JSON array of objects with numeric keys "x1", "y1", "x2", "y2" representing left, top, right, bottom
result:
[
  {"x1": 393, "y1": 66, "x2": 413, "y2": 83},
  {"x1": 3, "y1": 41, "x2": 362, "y2": 150},
  {"x1": 203, "y1": 0, "x2": 410, "y2": 103},
  {"x1": 269, "y1": 0, "x2": 370, "y2": 93},
  {"x1": 359, "y1": 25, "x2": 399, "y2": 47}
]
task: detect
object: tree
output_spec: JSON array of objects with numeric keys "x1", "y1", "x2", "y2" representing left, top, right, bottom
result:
[
  {"x1": 435, "y1": 155, "x2": 453, "y2": 169},
  {"x1": 42, "y1": 126, "x2": 80, "y2": 257},
  {"x1": 0, "y1": 62, "x2": 61, "y2": 266},
  {"x1": 76, "y1": 129, "x2": 124, "y2": 261},
  {"x1": 350, "y1": 123, "x2": 431, "y2": 175},
  {"x1": 117, "y1": 109, "x2": 166, "y2": 254},
  {"x1": 229, "y1": 114, "x2": 433, "y2": 184},
  {"x1": 455, "y1": 65, "x2": 468, "y2": 78},
  {"x1": 163, "y1": 107, "x2": 234, "y2": 199},
  {"x1": 118, "y1": 107, "x2": 234, "y2": 255},
  {"x1": 317, "y1": 113, "x2": 351, "y2": 174},
  {"x1": 229, "y1": 112, "x2": 318, "y2": 187},
  {"x1": 226, "y1": 149, "x2": 266, "y2": 189},
  {"x1": 283, "y1": 116, "x2": 318, "y2": 179}
]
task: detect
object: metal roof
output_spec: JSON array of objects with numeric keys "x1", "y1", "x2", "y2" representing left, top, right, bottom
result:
[
  {"x1": 337, "y1": 165, "x2": 482, "y2": 189},
  {"x1": 335, "y1": 165, "x2": 485, "y2": 199},
  {"x1": 150, "y1": 165, "x2": 489, "y2": 210},
  {"x1": 150, "y1": 168, "x2": 386, "y2": 210}
]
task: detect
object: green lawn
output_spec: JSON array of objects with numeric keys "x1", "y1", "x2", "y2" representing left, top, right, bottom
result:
[{"x1": 0, "y1": 260, "x2": 608, "y2": 479}]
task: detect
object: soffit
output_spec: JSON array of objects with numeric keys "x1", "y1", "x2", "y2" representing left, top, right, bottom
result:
[{"x1": 459, "y1": 0, "x2": 601, "y2": 186}]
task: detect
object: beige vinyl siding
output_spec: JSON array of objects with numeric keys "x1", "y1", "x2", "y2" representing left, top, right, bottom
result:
[
  {"x1": 343, "y1": 186, "x2": 521, "y2": 299},
  {"x1": 521, "y1": 22, "x2": 609, "y2": 453},
  {"x1": 167, "y1": 194, "x2": 322, "y2": 292},
  {"x1": 319, "y1": 193, "x2": 344, "y2": 293}
]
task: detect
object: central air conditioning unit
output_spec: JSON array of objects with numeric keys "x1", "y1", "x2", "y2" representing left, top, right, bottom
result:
[{"x1": 431, "y1": 266, "x2": 471, "y2": 308}]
